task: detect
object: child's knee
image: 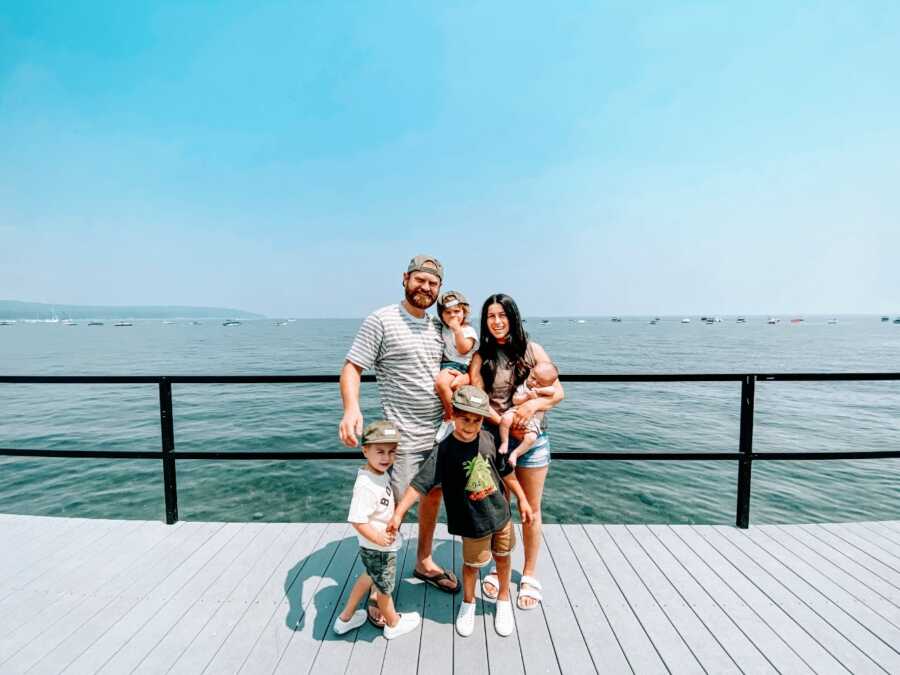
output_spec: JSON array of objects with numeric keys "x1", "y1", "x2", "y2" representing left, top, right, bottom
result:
[{"x1": 461, "y1": 535, "x2": 493, "y2": 568}]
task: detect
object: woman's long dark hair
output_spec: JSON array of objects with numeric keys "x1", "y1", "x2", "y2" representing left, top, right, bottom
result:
[{"x1": 478, "y1": 293, "x2": 530, "y2": 393}]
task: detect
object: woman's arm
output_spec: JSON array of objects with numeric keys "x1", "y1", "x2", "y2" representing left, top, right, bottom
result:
[
  {"x1": 468, "y1": 353, "x2": 503, "y2": 425},
  {"x1": 512, "y1": 344, "x2": 564, "y2": 430}
]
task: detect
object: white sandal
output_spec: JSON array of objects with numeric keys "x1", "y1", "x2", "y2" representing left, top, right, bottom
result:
[
  {"x1": 481, "y1": 572, "x2": 500, "y2": 602},
  {"x1": 517, "y1": 576, "x2": 543, "y2": 610}
]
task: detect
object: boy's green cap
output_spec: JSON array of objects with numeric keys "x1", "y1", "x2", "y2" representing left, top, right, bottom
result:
[
  {"x1": 407, "y1": 254, "x2": 443, "y2": 281},
  {"x1": 438, "y1": 290, "x2": 468, "y2": 313},
  {"x1": 452, "y1": 385, "x2": 491, "y2": 416},
  {"x1": 361, "y1": 420, "x2": 401, "y2": 445}
]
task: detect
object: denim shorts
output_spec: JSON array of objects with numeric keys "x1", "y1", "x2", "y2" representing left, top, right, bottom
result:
[
  {"x1": 487, "y1": 426, "x2": 551, "y2": 469},
  {"x1": 440, "y1": 360, "x2": 469, "y2": 373}
]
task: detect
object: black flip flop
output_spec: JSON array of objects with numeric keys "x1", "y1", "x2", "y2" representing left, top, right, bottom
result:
[
  {"x1": 366, "y1": 598, "x2": 386, "y2": 628},
  {"x1": 413, "y1": 568, "x2": 460, "y2": 594}
]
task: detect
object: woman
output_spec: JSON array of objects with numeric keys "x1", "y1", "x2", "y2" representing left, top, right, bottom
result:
[{"x1": 468, "y1": 293, "x2": 564, "y2": 610}]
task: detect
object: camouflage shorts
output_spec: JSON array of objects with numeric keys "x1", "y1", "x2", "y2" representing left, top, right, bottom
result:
[{"x1": 359, "y1": 548, "x2": 397, "y2": 595}]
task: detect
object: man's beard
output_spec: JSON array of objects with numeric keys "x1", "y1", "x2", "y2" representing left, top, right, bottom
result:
[{"x1": 405, "y1": 285, "x2": 436, "y2": 309}]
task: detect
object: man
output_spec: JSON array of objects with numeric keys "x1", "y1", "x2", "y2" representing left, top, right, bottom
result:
[{"x1": 339, "y1": 254, "x2": 460, "y2": 624}]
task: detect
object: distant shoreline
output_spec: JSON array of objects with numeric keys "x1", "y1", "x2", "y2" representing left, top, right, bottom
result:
[{"x1": 0, "y1": 300, "x2": 264, "y2": 321}]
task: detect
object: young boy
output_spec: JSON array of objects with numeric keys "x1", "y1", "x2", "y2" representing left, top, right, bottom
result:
[
  {"x1": 333, "y1": 420, "x2": 421, "y2": 640},
  {"x1": 497, "y1": 361, "x2": 558, "y2": 466},
  {"x1": 388, "y1": 386, "x2": 533, "y2": 637}
]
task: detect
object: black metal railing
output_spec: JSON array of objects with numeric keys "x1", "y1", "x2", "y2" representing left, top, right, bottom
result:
[{"x1": 2, "y1": 373, "x2": 899, "y2": 528}]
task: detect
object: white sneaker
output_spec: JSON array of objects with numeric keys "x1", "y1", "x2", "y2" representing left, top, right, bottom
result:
[
  {"x1": 435, "y1": 420, "x2": 455, "y2": 442},
  {"x1": 333, "y1": 609, "x2": 367, "y2": 635},
  {"x1": 456, "y1": 600, "x2": 476, "y2": 636},
  {"x1": 383, "y1": 612, "x2": 420, "y2": 640},
  {"x1": 495, "y1": 599, "x2": 514, "y2": 636}
]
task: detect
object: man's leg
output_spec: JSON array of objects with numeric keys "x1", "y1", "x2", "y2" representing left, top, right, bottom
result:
[{"x1": 416, "y1": 486, "x2": 441, "y2": 570}]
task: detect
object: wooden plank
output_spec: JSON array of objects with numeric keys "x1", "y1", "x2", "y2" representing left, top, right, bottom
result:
[
  {"x1": 803, "y1": 525, "x2": 900, "y2": 586},
  {"x1": 565, "y1": 524, "x2": 666, "y2": 674},
  {"x1": 58, "y1": 522, "x2": 229, "y2": 675},
  {"x1": 651, "y1": 526, "x2": 813, "y2": 674},
  {"x1": 859, "y1": 522, "x2": 900, "y2": 547},
  {"x1": 6, "y1": 524, "x2": 229, "y2": 672},
  {"x1": 272, "y1": 526, "x2": 362, "y2": 673},
  {"x1": 547, "y1": 525, "x2": 629, "y2": 673},
  {"x1": 169, "y1": 521, "x2": 333, "y2": 674},
  {"x1": 131, "y1": 523, "x2": 302, "y2": 673},
  {"x1": 0, "y1": 515, "x2": 93, "y2": 579},
  {"x1": 109, "y1": 523, "x2": 296, "y2": 674},
  {"x1": 835, "y1": 523, "x2": 900, "y2": 562},
  {"x1": 818, "y1": 524, "x2": 900, "y2": 570},
  {"x1": 17, "y1": 522, "x2": 249, "y2": 675},
  {"x1": 607, "y1": 525, "x2": 739, "y2": 674},
  {"x1": 379, "y1": 523, "x2": 429, "y2": 675},
  {"x1": 483, "y1": 525, "x2": 525, "y2": 675},
  {"x1": 344, "y1": 524, "x2": 416, "y2": 675},
  {"x1": 416, "y1": 523, "x2": 455, "y2": 675},
  {"x1": 672, "y1": 526, "x2": 844, "y2": 673},
  {"x1": 626, "y1": 525, "x2": 774, "y2": 673},
  {"x1": 585, "y1": 525, "x2": 703, "y2": 674},
  {"x1": 773, "y1": 525, "x2": 900, "y2": 606},
  {"x1": 194, "y1": 523, "x2": 347, "y2": 674},
  {"x1": 743, "y1": 526, "x2": 900, "y2": 671},
  {"x1": 527, "y1": 524, "x2": 594, "y2": 674},
  {"x1": 0, "y1": 520, "x2": 188, "y2": 663},
  {"x1": 707, "y1": 526, "x2": 890, "y2": 673}
]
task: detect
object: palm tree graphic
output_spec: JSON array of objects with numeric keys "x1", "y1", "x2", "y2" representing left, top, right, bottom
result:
[{"x1": 463, "y1": 454, "x2": 496, "y2": 495}]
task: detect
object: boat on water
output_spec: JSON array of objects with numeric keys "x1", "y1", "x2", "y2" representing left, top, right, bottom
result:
[
  {"x1": 881, "y1": 316, "x2": 890, "y2": 322},
  {"x1": 736, "y1": 317, "x2": 746, "y2": 323},
  {"x1": 222, "y1": 319, "x2": 242, "y2": 327},
  {"x1": 273, "y1": 321, "x2": 288, "y2": 326},
  {"x1": 790, "y1": 318, "x2": 804, "y2": 324},
  {"x1": 767, "y1": 317, "x2": 779, "y2": 324},
  {"x1": 162, "y1": 320, "x2": 176, "y2": 325},
  {"x1": 894, "y1": 318, "x2": 900, "y2": 324},
  {"x1": 190, "y1": 321, "x2": 202, "y2": 325},
  {"x1": 649, "y1": 319, "x2": 658, "y2": 325},
  {"x1": 681, "y1": 318, "x2": 690, "y2": 323},
  {"x1": 611, "y1": 317, "x2": 622, "y2": 323},
  {"x1": 88, "y1": 321, "x2": 104, "y2": 326},
  {"x1": 828, "y1": 318, "x2": 838, "y2": 325},
  {"x1": 540, "y1": 319, "x2": 550, "y2": 324},
  {"x1": 114, "y1": 321, "x2": 133, "y2": 327},
  {"x1": 62, "y1": 320, "x2": 78, "y2": 326},
  {"x1": 0, "y1": 320, "x2": 15, "y2": 326}
]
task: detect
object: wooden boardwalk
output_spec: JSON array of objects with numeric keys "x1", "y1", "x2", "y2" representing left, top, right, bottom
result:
[{"x1": 1, "y1": 514, "x2": 898, "y2": 674}]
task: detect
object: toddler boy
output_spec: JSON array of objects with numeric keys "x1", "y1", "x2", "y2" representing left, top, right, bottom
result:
[{"x1": 333, "y1": 420, "x2": 421, "y2": 640}]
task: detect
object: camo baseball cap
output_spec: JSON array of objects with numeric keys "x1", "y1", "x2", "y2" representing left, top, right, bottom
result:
[
  {"x1": 361, "y1": 420, "x2": 401, "y2": 445},
  {"x1": 438, "y1": 290, "x2": 468, "y2": 313},
  {"x1": 451, "y1": 385, "x2": 491, "y2": 417},
  {"x1": 407, "y1": 254, "x2": 443, "y2": 281}
]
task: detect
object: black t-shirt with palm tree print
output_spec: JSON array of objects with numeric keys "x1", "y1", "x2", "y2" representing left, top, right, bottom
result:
[{"x1": 410, "y1": 429, "x2": 513, "y2": 538}]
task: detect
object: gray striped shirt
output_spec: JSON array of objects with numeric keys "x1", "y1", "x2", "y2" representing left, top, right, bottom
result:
[{"x1": 346, "y1": 304, "x2": 444, "y2": 454}]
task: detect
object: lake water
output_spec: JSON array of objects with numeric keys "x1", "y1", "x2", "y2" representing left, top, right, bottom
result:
[{"x1": 1, "y1": 316, "x2": 898, "y2": 525}]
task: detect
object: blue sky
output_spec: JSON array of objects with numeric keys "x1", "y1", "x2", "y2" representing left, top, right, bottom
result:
[{"x1": 2, "y1": 1, "x2": 898, "y2": 317}]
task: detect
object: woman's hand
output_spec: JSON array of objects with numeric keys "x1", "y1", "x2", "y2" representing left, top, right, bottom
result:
[
  {"x1": 511, "y1": 400, "x2": 538, "y2": 432},
  {"x1": 518, "y1": 497, "x2": 534, "y2": 524}
]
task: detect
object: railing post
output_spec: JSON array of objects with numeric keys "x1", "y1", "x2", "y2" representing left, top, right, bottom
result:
[
  {"x1": 735, "y1": 374, "x2": 755, "y2": 528},
  {"x1": 159, "y1": 380, "x2": 178, "y2": 524}
]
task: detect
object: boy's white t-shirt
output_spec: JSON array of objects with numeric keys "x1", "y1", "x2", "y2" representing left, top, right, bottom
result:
[
  {"x1": 441, "y1": 324, "x2": 479, "y2": 365},
  {"x1": 347, "y1": 467, "x2": 402, "y2": 552}
]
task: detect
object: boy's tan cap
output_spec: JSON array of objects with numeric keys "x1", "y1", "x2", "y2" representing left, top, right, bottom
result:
[
  {"x1": 361, "y1": 420, "x2": 401, "y2": 445},
  {"x1": 407, "y1": 254, "x2": 443, "y2": 280},
  {"x1": 452, "y1": 385, "x2": 491, "y2": 416}
]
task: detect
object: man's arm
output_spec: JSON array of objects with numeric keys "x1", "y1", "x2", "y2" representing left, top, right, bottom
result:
[{"x1": 339, "y1": 360, "x2": 364, "y2": 447}]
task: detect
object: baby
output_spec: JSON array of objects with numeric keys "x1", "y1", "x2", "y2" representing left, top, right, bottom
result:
[
  {"x1": 434, "y1": 290, "x2": 478, "y2": 433},
  {"x1": 498, "y1": 361, "x2": 559, "y2": 466}
]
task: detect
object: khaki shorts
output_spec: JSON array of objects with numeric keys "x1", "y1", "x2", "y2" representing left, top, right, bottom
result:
[{"x1": 461, "y1": 520, "x2": 516, "y2": 568}]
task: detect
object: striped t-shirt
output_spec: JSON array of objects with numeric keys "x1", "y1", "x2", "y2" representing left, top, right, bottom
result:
[{"x1": 346, "y1": 304, "x2": 444, "y2": 454}]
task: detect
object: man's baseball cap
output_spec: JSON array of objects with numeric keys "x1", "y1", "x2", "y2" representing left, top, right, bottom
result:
[
  {"x1": 451, "y1": 385, "x2": 491, "y2": 417},
  {"x1": 361, "y1": 420, "x2": 401, "y2": 445},
  {"x1": 407, "y1": 255, "x2": 443, "y2": 281},
  {"x1": 438, "y1": 290, "x2": 468, "y2": 314}
]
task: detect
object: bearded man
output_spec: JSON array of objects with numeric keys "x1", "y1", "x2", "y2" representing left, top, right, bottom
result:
[{"x1": 339, "y1": 255, "x2": 460, "y2": 624}]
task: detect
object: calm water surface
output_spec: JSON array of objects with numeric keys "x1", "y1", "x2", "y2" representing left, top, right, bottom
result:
[{"x1": 1, "y1": 316, "x2": 898, "y2": 524}]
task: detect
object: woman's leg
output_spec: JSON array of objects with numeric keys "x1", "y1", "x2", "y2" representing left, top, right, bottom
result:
[{"x1": 515, "y1": 464, "x2": 548, "y2": 608}]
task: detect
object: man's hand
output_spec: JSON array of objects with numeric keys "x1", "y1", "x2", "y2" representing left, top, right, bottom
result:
[
  {"x1": 339, "y1": 408, "x2": 364, "y2": 447},
  {"x1": 518, "y1": 497, "x2": 534, "y2": 524}
]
